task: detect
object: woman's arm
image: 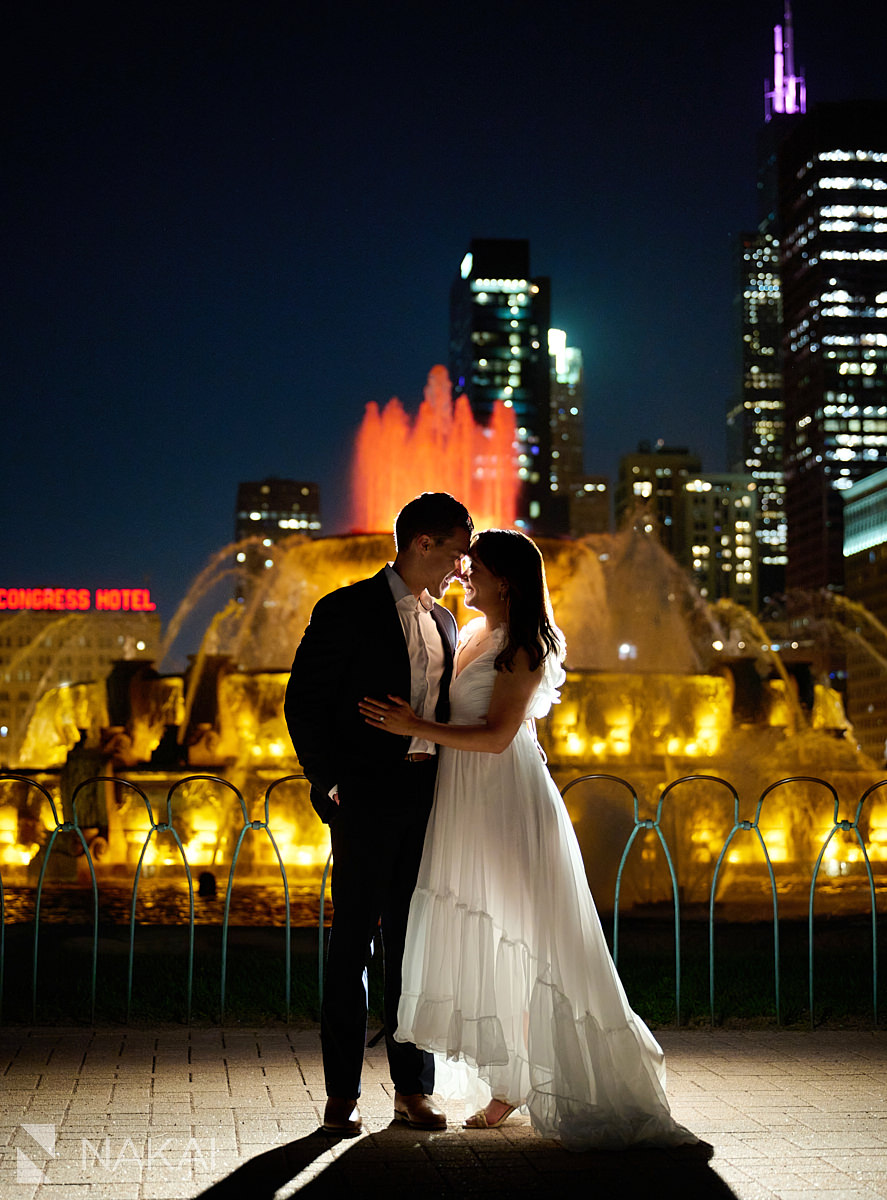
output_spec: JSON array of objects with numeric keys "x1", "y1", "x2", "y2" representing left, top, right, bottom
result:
[{"x1": 359, "y1": 648, "x2": 539, "y2": 754}]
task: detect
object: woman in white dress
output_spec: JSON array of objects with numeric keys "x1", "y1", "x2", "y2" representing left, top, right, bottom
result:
[{"x1": 360, "y1": 530, "x2": 694, "y2": 1150}]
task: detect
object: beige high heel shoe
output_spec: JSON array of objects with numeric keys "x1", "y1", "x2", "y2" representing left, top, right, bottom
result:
[{"x1": 462, "y1": 1101, "x2": 517, "y2": 1129}]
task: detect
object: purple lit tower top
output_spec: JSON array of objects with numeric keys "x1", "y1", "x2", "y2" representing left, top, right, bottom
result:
[{"x1": 764, "y1": 3, "x2": 806, "y2": 121}]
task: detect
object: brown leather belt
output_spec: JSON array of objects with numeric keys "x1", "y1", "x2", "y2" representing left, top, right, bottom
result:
[{"x1": 405, "y1": 752, "x2": 433, "y2": 763}]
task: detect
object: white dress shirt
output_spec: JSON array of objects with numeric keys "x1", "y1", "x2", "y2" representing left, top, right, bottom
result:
[
  {"x1": 385, "y1": 564, "x2": 445, "y2": 757},
  {"x1": 329, "y1": 565, "x2": 450, "y2": 798}
]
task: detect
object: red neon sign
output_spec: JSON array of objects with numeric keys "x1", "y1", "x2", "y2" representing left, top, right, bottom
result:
[{"x1": 0, "y1": 588, "x2": 157, "y2": 613}]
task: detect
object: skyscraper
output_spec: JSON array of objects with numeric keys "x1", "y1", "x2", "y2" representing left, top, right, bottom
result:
[
  {"x1": 679, "y1": 474, "x2": 760, "y2": 610},
  {"x1": 843, "y1": 467, "x2": 887, "y2": 760},
  {"x1": 234, "y1": 478, "x2": 321, "y2": 599},
  {"x1": 728, "y1": 231, "x2": 786, "y2": 598},
  {"x1": 548, "y1": 329, "x2": 604, "y2": 534},
  {"x1": 728, "y1": 4, "x2": 806, "y2": 599},
  {"x1": 616, "y1": 445, "x2": 757, "y2": 604},
  {"x1": 616, "y1": 443, "x2": 702, "y2": 553},
  {"x1": 548, "y1": 328, "x2": 584, "y2": 493},
  {"x1": 450, "y1": 239, "x2": 559, "y2": 531},
  {"x1": 779, "y1": 100, "x2": 887, "y2": 588}
]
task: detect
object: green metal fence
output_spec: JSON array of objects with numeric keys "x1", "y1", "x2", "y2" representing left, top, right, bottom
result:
[
  {"x1": 1, "y1": 769, "x2": 886, "y2": 1026},
  {"x1": 561, "y1": 772, "x2": 887, "y2": 1027},
  {"x1": 0, "y1": 770, "x2": 309, "y2": 1024}
]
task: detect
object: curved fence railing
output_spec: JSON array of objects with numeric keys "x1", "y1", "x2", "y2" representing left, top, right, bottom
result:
[
  {"x1": 0, "y1": 770, "x2": 314, "y2": 1024},
  {"x1": 710, "y1": 776, "x2": 783, "y2": 1023},
  {"x1": 124, "y1": 774, "x2": 195, "y2": 1022},
  {"x1": 809, "y1": 777, "x2": 882, "y2": 1023},
  {"x1": 1, "y1": 768, "x2": 886, "y2": 1027},
  {"x1": 561, "y1": 771, "x2": 887, "y2": 1028}
]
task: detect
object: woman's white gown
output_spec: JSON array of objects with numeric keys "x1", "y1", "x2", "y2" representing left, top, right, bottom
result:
[{"x1": 395, "y1": 620, "x2": 694, "y2": 1150}]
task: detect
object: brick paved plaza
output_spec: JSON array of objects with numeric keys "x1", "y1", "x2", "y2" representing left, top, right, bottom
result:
[{"x1": 1, "y1": 1026, "x2": 886, "y2": 1198}]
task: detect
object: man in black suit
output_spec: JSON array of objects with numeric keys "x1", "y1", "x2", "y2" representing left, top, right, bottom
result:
[{"x1": 285, "y1": 492, "x2": 472, "y2": 1135}]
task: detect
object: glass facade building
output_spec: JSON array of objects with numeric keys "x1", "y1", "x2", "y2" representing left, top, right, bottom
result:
[
  {"x1": 680, "y1": 475, "x2": 760, "y2": 610},
  {"x1": 727, "y1": 7, "x2": 806, "y2": 599},
  {"x1": 728, "y1": 230, "x2": 786, "y2": 598},
  {"x1": 843, "y1": 467, "x2": 887, "y2": 760},
  {"x1": 548, "y1": 329, "x2": 602, "y2": 533},
  {"x1": 548, "y1": 328, "x2": 584, "y2": 493},
  {"x1": 779, "y1": 101, "x2": 887, "y2": 588},
  {"x1": 450, "y1": 239, "x2": 559, "y2": 531}
]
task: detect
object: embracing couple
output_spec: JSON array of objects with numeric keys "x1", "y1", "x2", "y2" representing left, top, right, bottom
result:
[{"x1": 284, "y1": 492, "x2": 695, "y2": 1151}]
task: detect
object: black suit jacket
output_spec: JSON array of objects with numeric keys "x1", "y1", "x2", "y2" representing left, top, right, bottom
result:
[{"x1": 284, "y1": 568, "x2": 458, "y2": 821}]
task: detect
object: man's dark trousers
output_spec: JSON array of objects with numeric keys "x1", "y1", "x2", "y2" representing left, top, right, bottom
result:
[{"x1": 322, "y1": 758, "x2": 436, "y2": 1099}]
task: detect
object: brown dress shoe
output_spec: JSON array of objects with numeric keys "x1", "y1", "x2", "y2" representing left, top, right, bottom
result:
[
  {"x1": 393, "y1": 1091, "x2": 447, "y2": 1130},
  {"x1": 322, "y1": 1096, "x2": 362, "y2": 1135}
]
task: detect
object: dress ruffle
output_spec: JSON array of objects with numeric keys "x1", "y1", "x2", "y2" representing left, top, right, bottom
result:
[{"x1": 398, "y1": 889, "x2": 695, "y2": 1149}]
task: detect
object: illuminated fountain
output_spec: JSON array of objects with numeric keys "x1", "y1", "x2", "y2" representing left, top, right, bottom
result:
[
  {"x1": 2, "y1": 369, "x2": 885, "y2": 917},
  {"x1": 532, "y1": 523, "x2": 883, "y2": 913},
  {"x1": 351, "y1": 364, "x2": 519, "y2": 534},
  {"x1": 6, "y1": 522, "x2": 883, "y2": 910}
]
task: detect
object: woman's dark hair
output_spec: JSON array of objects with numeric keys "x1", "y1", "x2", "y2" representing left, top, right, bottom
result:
[
  {"x1": 469, "y1": 529, "x2": 563, "y2": 673},
  {"x1": 394, "y1": 492, "x2": 473, "y2": 550}
]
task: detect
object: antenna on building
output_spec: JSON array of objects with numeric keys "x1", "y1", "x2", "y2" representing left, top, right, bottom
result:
[{"x1": 764, "y1": 2, "x2": 807, "y2": 121}]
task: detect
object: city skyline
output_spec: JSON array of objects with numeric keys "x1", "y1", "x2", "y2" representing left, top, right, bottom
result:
[{"x1": 4, "y1": 0, "x2": 887, "y2": 631}]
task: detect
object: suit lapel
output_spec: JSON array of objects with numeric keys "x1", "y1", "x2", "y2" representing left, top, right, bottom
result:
[
  {"x1": 430, "y1": 604, "x2": 456, "y2": 659},
  {"x1": 430, "y1": 604, "x2": 456, "y2": 722},
  {"x1": 370, "y1": 568, "x2": 412, "y2": 689},
  {"x1": 371, "y1": 569, "x2": 456, "y2": 715}
]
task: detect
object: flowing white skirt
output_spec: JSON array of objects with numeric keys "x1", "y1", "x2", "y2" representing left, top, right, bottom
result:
[{"x1": 395, "y1": 721, "x2": 695, "y2": 1150}]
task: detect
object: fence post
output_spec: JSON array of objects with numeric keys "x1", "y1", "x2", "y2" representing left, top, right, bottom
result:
[
  {"x1": 126, "y1": 779, "x2": 195, "y2": 1023},
  {"x1": 560, "y1": 773, "x2": 640, "y2": 966},
  {"x1": 855, "y1": 779, "x2": 887, "y2": 1025},
  {"x1": 562, "y1": 772, "x2": 682, "y2": 1021},
  {"x1": 807, "y1": 777, "x2": 882, "y2": 1027},
  {"x1": 17, "y1": 774, "x2": 100, "y2": 1023},
  {"x1": 217, "y1": 774, "x2": 306, "y2": 1022},
  {"x1": 706, "y1": 778, "x2": 774, "y2": 1024}
]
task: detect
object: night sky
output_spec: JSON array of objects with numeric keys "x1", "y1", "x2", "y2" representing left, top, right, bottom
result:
[{"x1": 4, "y1": 0, "x2": 887, "y2": 646}]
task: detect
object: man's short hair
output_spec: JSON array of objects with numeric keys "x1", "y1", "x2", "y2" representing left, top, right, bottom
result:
[{"x1": 394, "y1": 492, "x2": 473, "y2": 551}]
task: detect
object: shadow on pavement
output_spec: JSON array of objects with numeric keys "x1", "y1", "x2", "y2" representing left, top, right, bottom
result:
[{"x1": 193, "y1": 1123, "x2": 737, "y2": 1198}]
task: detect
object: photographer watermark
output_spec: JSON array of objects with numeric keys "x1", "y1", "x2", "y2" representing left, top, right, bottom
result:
[
  {"x1": 15, "y1": 1124, "x2": 217, "y2": 1181},
  {"x1": 16, "y1": 1124, "x2": 56, "y2": 1183},
  {"x1": 82, "y1": 1135, "x2": 218, "y2": 1175}
]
